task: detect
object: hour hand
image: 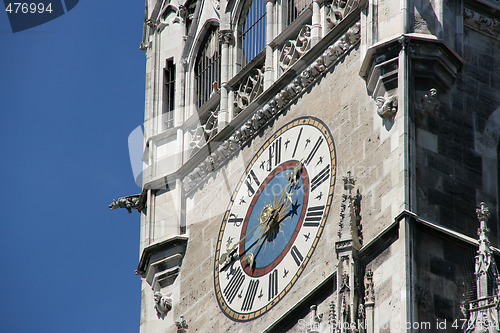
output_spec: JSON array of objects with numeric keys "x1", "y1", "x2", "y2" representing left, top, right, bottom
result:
[{"x1": 287, "y1": 159, "x2": 303, "y2": 187}]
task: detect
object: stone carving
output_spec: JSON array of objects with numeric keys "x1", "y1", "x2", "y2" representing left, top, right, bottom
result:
[
  {"x1": 279, "y1": 25, "x2": 313, "y2": 71},
  {"x1": 189, "y1": 109, "x2": 219, "y2": 156},
  {"x1": 109, "y1": 192, "x2": 146, "y2": 213},
  {"x1": 461, "y1": 202, "x2": 500, "y2": 332},
  {"x1": 310, "y1": 304, "x2": 323, "y2": 323},
  {"x1": 338, "y1": 171, "x2": 362, "y2": 245},
  {"x1": 218, "y1": 29, "x2": 234, "y2": 45},
  {"x1": 464, "y1": 8, "x2": 500, "y2": 39},
  {"x1": 375, "y1": 95, "x2": 398, "y2": 119},
  {"x1": 364, "y1": 269, "x2": 374, "y2": 304},
  {"x1": 325, "y1": 0, "x2": 360, "y2": 32},
  {"x1": 182, "y1": 22, "x2": 361, "y2": 193},
  {"x1": 328, "y1": 300, "x2": 336, "y2": 325},
  {"x1": 210, "y1": 0, "x2": 220, "y2": 11},
  {"x1": 154, "y1": 292, "x2": 172, "y2": 318},
  {"x1": 416, "y1": 88, "x2": 439, "y2": 118},
  {"x1": 175, "y1": 315, "x2": 188, "y2": 333},
  {"x1": 233, "y1": 67, "x2": 265, "y2": 115},
  {"x1": 358, "y1": 303, "x2": 365, "y2": 321}
]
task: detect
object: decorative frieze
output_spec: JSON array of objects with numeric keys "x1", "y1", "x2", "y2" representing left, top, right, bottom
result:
[
  {"x1": 464, "y1": 8, "x2": 500, "y2": 40},
  {"x1": 182, "y1": 22, "x2": 361, "y2": 193},
  {"x1": 279, "y1": 25, "x2": 313, "y2": 71}
]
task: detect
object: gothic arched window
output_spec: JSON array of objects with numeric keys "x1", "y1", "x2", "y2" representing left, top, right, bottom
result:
[
  {"x1": 195, "y1": 26, "x2": 221, "y2": 108},
  {"x1": 241, "y1": 0, "x2": 266, "y2": 65},
  {"x1": 286, "y1": 0, "x2": 312, "y2": 26}
]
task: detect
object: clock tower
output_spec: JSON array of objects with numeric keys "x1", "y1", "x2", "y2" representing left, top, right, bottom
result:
[{"x1": 111, "y1": 0, "x2": 500, "y2": 331}]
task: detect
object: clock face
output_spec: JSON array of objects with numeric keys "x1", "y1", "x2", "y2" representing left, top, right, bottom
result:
[{"x1": 214, "y1": 117, "x2": 336, "y2": 321}]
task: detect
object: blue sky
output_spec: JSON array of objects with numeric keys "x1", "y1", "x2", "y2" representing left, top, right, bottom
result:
[{"x1": 0, "y1": 2, "x2": 146, "y2": 332}]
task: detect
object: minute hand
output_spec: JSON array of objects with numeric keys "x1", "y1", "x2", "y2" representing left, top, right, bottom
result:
[
  {"x1": 219, "y1": 220, "x2": 264, "y2": 267},
  {"x1": 274, "y1": 160, "x2": 303, "y2": 214}
]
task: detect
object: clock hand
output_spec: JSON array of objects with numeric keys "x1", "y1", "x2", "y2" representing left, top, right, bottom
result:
[
  {"x1": 241, "y1": 228, "x2": 268, "y2": 268},
  {"x1": 219, "y1": 214, "x2": 269, "y2": 267},
  {"x1": 272, "y1": 159, "x2": 303, "y2": 220}
]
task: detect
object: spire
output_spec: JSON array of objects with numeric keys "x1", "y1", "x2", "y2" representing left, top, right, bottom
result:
[
  {"x1": 462, "y1": 202, "x2": 500, "y2": 333},
  {"x1": 337, "y1": 171, "x2": 362, "y2": 250}
]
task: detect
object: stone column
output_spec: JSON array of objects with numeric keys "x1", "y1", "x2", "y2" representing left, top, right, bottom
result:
[
  {"x1": 218, "y1": 30, "x2": 232, "y2": 129},
  {"x1": 311, "y1": 0, "x2": 322, "y2": 45},
  {"x1": 264, "y1": 0, "x2": 275, "y2": 90},
  {"x1": 364, "y1": 269, "x2": 375, "y2": 333}
]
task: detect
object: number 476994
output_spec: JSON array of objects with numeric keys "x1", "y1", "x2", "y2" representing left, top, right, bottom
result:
[{"x1": 5, "y1": 2, "x2": 53, "y2": 14}]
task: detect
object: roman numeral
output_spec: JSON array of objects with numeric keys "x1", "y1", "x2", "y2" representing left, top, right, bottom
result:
[
  {"x1": 224, "y1": 267, "x2": 245, "y2": 304},
  {"x1": 290, "y1": 245, "x2": 303, "y2": 266},
  {"x1": 228, "y1": 213, "x2": 243, "y2": 227},
  {"x1": 311, "y1": 165, "x2": 329, "y2": 192},
  {"x1": 267, "y1": 137, "x2": 282, "y2": 171},
  {"x1": 241, "y1": 279, "x2": 259, "y2": 311},
  {"x1": 245, "y1": 170, "x2": 260, "y2": 197},
  {"x1": 292, "y1": 128, "x2": 303, "y2": 158},
  {"x1": 268, "y1": 269, "x2": 278, "y2": 301},
  {"x1": 305, "y1": 137, "x2": 323, "y2": 165},
  {"x1": 303, "y1": 205, "x2": 324, "y2": 227}
]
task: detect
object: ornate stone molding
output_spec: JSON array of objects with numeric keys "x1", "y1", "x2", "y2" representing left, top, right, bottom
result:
[
  {"x1": 360, "y1": 35, "x2": 464, "y2": 117},
  {"x1": 189, "y1": 108, "x2": 219, "y2": 156},
  {"x1": 464, "y1": 8, "x2": 500, "y2": 40},
  {"x1": 325, "y1": 0, "x2": 361, "y2": 33},
  {"x1": 364, "y1": 269, "x2": 374, "y2": 305},
  {"x1": 375, "y1": 94, "x2": 398, "y2": 119},
  {"x1": 233, "y1": 66, "x2": 265, "y2": 115},
  {"x1": 182, "y1": 22, "x2": 361, "y2": 193},
  {"x1": 337, "y1": 171, "x2": 363, "y2": 247},
  {"x1": 279, "y1": 25, "x2": 313, "y2": 71},
  {"x1": 218, "y1": 29, "x2": 234, "y2": 45},
  {"x1": 136, "y1": 236, "x2": 188, "y2": 291},
  {"x1": 328, "y1": 300, "x2": 336, "y2": 325},
  {"x1": 462, "y1": 202, "x2": 500, "y2": 332},
  {"x1": 154, "y1": 292, "x2": 172, "y2": 319},
  {"x1": 109, "y1": 191, "x2": 146, "y2": 213}
]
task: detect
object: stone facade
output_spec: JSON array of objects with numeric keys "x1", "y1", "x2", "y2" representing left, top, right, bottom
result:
[{"x1": 115, "y1": 0, "x2": 500, "y2": 332}]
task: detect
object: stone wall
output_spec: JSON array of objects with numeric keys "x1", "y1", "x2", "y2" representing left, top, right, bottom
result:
[
  {"x1": 173, "y1": 42, "x2": 408, "y2": 332},
  {"x1": 415, "y1": 9, "x2": 500, "y2": 246}
]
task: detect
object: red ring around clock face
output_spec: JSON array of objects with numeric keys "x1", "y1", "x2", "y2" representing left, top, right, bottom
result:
[{"x1": 239, "y1": 160, "x2": 309, "y2": 277}]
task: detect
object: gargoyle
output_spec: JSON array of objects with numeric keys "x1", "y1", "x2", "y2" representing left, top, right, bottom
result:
[{"x1": 109, "y1": 192, "x2": 146, "y2": 213}]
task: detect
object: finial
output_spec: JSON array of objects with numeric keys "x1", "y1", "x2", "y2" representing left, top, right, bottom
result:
[
  {"x1": 476, "y1": 202, "x2": 490, "y2": 223},
  {"x1": 343, "y1": 171, "x2": 355, "y2": 193}
]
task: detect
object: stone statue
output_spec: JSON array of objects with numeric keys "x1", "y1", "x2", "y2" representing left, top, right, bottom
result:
[
  {"x1": 376, "y1": 95, "x2": 398, "y2": 119},
  {"x1": 109, "y1": 192, "x2": 146, "y2": 213},
  {"x1": 154, "y1": 292, "x2": 172, "y2": 318}
]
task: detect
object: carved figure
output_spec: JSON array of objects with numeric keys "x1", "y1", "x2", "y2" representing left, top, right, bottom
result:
[
  {"x1": 154, "y1": 292, "x2": 172, "y2": 318},
  {"x1": 109, "y1": 193, "x2": 145, "y2": 213},
  {"x1": 416, "y1": 88, "x2": 439, "y2": 116},
  {"x1": 376, "y1": 95, "x2": 398, "y2": 119},
  {"x1": 175, "y1": 315, "x2": 188, "y2": 333}
]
